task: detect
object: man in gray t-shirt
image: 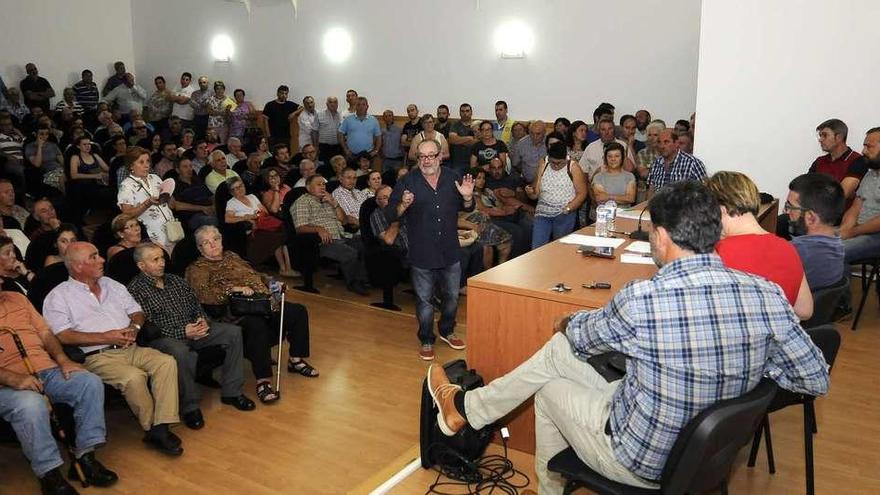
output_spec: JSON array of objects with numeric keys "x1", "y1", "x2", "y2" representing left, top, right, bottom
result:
[{"x1": 841, "y1": 127, "x2": 880, "y2": 263}]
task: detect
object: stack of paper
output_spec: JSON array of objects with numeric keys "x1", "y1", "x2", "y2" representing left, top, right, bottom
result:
[
  {"x1": 620, "y1": 253, "x2": 655, "y2": 265},
  {"x1": 624, "y1": 241, "x2": 651, "y2": 254}
]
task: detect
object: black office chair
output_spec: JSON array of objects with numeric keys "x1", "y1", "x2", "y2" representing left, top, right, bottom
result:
[
  {"x1": 850, "y1": 258, "x2": 879, "y2": 330},
  {"x1": 746, "y1": 324, "x2": 840, "y2": 495},
  {"x1": 548, "y1": 379, "x2": 778, "y2": 495},
  {"x1": 358, "y1": 197, "x2": 404, "y2": 311},
  {"x1": 801, "y1": 276, "x2": 849, "y2": 329}
]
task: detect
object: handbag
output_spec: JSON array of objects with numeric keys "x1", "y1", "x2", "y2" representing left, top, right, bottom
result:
[
  {"x1": 228, "y1": 293, "x2": 273, "y2": 317},
  {"x1": 164, "y1": 218, "x2": 185, "y2": 243},
  {"x1": 254, "y1": 213, "x2": 283, "y2": 232}
]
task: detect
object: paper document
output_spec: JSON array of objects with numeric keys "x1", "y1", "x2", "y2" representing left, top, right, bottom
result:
[
  {"x1": 559, "y1": 234, "x2": 626, "y2": 248},
  {"x1": 616, "y1": 207, "x2": 650, "y2": 221},
  {"x1": 624, "y1": 241, "x2": 651, "y2": 254},
  {"x1": 620, "y1": 253, "x2": 655, "y2": 265}
]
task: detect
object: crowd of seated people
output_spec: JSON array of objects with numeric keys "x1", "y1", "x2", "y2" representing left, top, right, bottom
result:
[{"x1": 0, "y1": 58, "x2": 872, "y2": 492}]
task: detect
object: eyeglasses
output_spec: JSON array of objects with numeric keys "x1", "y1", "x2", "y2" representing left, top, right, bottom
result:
[
  {"x1": 783, "y1": 201, "x2": 809, "y2": 213},
  {"x1": 418, "y1": 153, "x2": 440, "y2": 161}
]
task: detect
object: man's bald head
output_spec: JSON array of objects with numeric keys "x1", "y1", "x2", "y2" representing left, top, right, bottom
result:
[{"x1": 65, "y1": 242, "x2": 104, "y2": 281}]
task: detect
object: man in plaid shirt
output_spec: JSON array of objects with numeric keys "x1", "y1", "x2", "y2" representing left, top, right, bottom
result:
[
  {"x1": 428, "y1": 181, "x2": 829, "y2": 493},
  {"x1": 127, "y1": 243, "x2": 254, "y2": 430},
  {"x1": 647, "y1": 129, "x2": 707, "y2": 197}
]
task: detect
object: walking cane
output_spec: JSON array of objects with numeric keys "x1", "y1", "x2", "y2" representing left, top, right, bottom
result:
[
  {"x1": 0, "y1": 327, "x2": 88, "y2": 487},
  {"x1": 274, "y1": 286, "x2": 286, "y2": 395}
]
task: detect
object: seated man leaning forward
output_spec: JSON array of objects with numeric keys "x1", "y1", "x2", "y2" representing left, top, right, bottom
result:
[
  {"x1": 428, "y1": 181, "x2": 830, "y2": 493},
  {"x1": 0, "y1": 291, "x2": 117, "y2": 493},
  {"x1": 127, "y1": 242, "x2": 255, "y2": 431},
  {"x1": 43, "y1": 242, "x2": 183, "y2": 456}
]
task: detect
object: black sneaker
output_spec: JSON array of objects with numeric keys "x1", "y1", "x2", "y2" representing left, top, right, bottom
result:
[
  {"x1": 69, "y1": 452, "x2": 118, "y2": 487},
  {"x1": 40, "y1": 467, "x2": 78, "y2": 495}
]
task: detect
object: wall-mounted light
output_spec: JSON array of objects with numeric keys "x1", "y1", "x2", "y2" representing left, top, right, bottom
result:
[
  {"x1": 323, "y1": 27, "x2": 353, "y2": 64},
  {"x1": 211, "y1": 34, "x2": 234, "y2": 62},
  {"x1": 493, "y1": 20, "x2": 533, "y2": 59}
]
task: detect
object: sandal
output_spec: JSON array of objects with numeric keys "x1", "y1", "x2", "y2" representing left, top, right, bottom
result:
[
  {"x1": 256, "y1": 382, "x2": 280, "y2": 403},
  {"x1": 288, "y1": 359, "x2": 320, "y2": 378}
]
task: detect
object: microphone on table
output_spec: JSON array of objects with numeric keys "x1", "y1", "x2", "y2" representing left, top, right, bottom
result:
[{"x1": 629, "y1": 206, "x2": 649, "y2": 241}]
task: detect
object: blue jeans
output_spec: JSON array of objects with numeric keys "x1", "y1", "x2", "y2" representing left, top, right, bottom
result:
[
  {"x1": 0, "y1": 367, "x2": 105, "y2": 477},
  {"x1": 843, "y1": 232, "x2": 880, "y2": 264},
  {"x1": 532, "y1": 212, "x2": 577, "y2": 249},
  {"x1": 411, "y1": 262, "x2": 461, "y2": 345}
]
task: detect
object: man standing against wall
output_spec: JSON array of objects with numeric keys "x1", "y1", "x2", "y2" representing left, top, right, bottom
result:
[
  {"x1": 314, "y1": 96, "x2": 342, "y2": 164},
  {"x1": 263, "y1": 85, "x2": 301, "y2": 148},
  {"x1": 338, "y1": 97, "x2": 381, "y2": 162},
  {"x1": 385, "y1": 139, "x2": 474, "y2": 360}
]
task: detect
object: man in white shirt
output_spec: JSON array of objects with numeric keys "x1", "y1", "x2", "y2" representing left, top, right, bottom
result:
[
  {"x1": 297, "y1": 95, "x2": 317, "y2": 149},
  {"x1": 103, "y1": 73, "x2": 147, "y2": 119},
  {"x1": 170, "y1": 72, "x2": 195, "y2": 128},
  {"x1": 579, "y1": 118, "x2": 635, "y2": 178}
]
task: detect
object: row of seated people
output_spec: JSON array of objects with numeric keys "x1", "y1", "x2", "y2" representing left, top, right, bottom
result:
[{"x1": 0, "y1": 228, "x2": 320, "y2": 494}]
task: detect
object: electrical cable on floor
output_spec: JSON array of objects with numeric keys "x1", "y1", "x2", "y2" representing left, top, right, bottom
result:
[{"x1": 424, "y1": 435, "x2": 531, "y2": 495}]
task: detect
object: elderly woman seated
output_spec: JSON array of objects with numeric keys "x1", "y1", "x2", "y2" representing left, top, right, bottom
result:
[{"x1": 185, "y1": 225, "x2": 318, "y2": 404}]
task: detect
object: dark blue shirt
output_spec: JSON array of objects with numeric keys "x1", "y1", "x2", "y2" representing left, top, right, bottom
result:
[
  {"x1": 791, "y1": 234, "x2": 845, "y2": 289},
  {"x1": 385, "y1": 167, "x2": 473, "y2": 269}
]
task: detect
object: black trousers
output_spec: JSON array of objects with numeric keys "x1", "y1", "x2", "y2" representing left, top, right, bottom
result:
[{"x1": 237, "y1": 302, "x2": 310, "y2": 380}]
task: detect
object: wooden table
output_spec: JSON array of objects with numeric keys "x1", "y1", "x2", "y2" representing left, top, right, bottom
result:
[{"x1": 465, "y1": 199, "x2": 778, "y2": 453}]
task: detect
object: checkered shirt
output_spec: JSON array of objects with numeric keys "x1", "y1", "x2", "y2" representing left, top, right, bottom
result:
[
  {"x1": 647, "y1": 151, "x2": 706, "y2": 189},
  {"x1": 128, "y1": 273, "x2": 207, "y2": 341}
]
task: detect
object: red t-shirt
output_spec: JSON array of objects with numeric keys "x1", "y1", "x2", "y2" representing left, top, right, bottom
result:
[{"x1": 716, "y1": 234, "x2": 803, "y2": 305}]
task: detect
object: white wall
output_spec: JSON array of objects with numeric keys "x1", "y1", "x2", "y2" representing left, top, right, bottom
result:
[
  {"x1": 131, "y1": 0, "x2": 701, "y2": 123},
  {"x1": 0, "y1": 0, "x2": 136, "y2": 105},
  {"x1": 694, "y1": 0, "x2": 880, "y2": 201}
]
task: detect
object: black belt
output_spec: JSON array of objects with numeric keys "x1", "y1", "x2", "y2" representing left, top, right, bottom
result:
[{"x1": 83, "y1": 345, "x2": 122, "y2": 357}]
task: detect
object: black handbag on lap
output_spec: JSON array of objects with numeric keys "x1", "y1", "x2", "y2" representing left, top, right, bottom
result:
[{"x1": 228, "y1": 294, "x2": 273, "y2": 317}]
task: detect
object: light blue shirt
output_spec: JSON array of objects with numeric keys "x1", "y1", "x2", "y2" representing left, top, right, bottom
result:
[
  {"x1": 43, "y1": 276, "x2": 142, "y2": 354},
  {"x1": 339, "y1": 114, "x2": 380, "y2": 154}
]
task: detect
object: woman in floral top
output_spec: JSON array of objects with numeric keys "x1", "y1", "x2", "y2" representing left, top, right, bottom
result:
[
  {"x1": 116, "y1": 146, "x2": 178, "y2": 252},
  {"x1": 206, "y1": 80, "x2": 235, "y2": 144}
]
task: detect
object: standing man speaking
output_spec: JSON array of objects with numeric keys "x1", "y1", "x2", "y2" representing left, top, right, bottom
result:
[{"x1": 385, "y1": 139, "x2": 474, "y2": 360}]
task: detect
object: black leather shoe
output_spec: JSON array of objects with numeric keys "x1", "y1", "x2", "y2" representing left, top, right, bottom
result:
[
  {"x1": 221, "y1": 394, "x2": 256, "y2": 411},
  {"x1": 143, "y1": 426, "x2": 184, "y2": 456},
  {"x1": 69, "y1": 452, "x2": 118, "y2": 487},
  {"x1": 195, "y1": 374, "x2": 222, "y2": 389},
  {"x1": 183, "y1": 409, "x2": 205, "y2": 430},
  {"x1": 40, "y1": 468, "x2": 79, "y2": 494}
]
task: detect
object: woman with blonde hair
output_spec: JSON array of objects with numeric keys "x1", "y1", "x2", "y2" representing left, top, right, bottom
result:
[{"x1": 706, "y1": 171, "x2": 813, "y2": 320}]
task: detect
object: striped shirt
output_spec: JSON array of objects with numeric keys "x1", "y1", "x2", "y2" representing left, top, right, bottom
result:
[
  {"x1": 647, "y1": 151, "x2": 706, "y2": 189},
  {"x1": 72, "y1": 81, "x2": 99, "y2": 110},
  {"x1": 54, "y1": 99, "x2": 84, "y2": 117},
  {"x1": 315, "y1": 108, "x2": 341, "y2": 145},
  {"x1": 566, "y1": 254, "x2": 830, "y2": 481}
]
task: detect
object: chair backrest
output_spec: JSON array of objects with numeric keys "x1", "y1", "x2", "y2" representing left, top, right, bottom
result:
[
  {"x1": 801, "y1": 276, "x2": 849, "y2": 329},
  {"x1": 359, "y1": 196, "x2": 380, "y2": 246},
  {"x1": 805, "y1": 324, "x2": 841, "y2": 372},
  {"x1": 661, "y1": 379, "x2": 778, "y2": 494},
  {"x1": 214, "y1": 181, "x2": 232, "y2": 223}
]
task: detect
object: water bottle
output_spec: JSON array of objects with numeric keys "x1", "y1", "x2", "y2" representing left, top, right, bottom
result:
[
  {"x1": 605, "y1": 200, "x2": 617, "y2": 234},
  {"x1": 595, "y1": 204, "x2": 609, "y2": 237}
]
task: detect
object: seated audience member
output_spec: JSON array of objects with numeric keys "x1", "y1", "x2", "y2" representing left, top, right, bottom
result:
[
  {"x1": 128, "y1": 243, "x2": 255, "y2": 429},
  {"x1": 189, "y1": 139, "x2": 209, "y2": 174},
  {"x1": 0, "y1": 291, "x2": 117, "y2": 493},
  {"x1": 566, "y1": 120, "x2": 589, "y2": 164},
  {"x1": 579, "y1": 118, "x2": 635, "y2": 178},
  {"x1": 0, "y1": 179, "x2": 29, "y2": 228},
  {"x1": 332, "y1": 168, "x2": 370, "y2": 230},
  {"x1": 118, "y1": 146, "x2": 180, "y2": 253},
  {"x1": 262, "y1": 143, "x2": 293, "y2": 176},
  {"x1": 291, "y1": 175, "x2": 370, "y2": 294},
  {"x1": 225, "y1": 176, "x2": 288, "y2": 271},
  {"x1": 363, "y1": 170, "x2": 383, "y2": 197},
  {"x1": 169, "y1": 157, "x2": 216, "y2": 230},
  {"x1": 510, "y1": 120, "x2": 547, "y2": 184},
  {"x1": 161, "y1": 115, "x2": 184, "y2": 146},
  {"x1": 591, "y1": 141, "x2": 636, "y2": 216},
  {"x1": 473, "y1": 164, "x2": 531, "y2": 257},
  {"x1": 0, "y1": 235, "x2": 34, "y2": 294},
  {"x1": 325, "y1": 154, "x2": 348, "y2": 190},
  {"x1": 0, "y1": 116, "x2": 27, "y2": 190},
  {"x1": 840, "y1": 127, "x2": 880, "y2": 263},
  {"x1": 619, "y1": 114, "x2": 644, "y2": 154},
  {"x1": 175, "y1": 129, "x2": 195, "y2": 157},
  {"x1": 786, "y1": 173, "x2": 846, "y2": 289},
  {"x1": 43, "y1": 242, "x2": 183, "y2": 456},
  {"x1": 204, "y1": 149, "x2": 240, "y2": 194},
  {"x1": 28, "y1": 223, "x2": 77, "y2": 270},
  {"x1": 674, "y1": 119, "x2": 690, "y2": 135},
  {"x1": 647, "y1": 129, "x2": 706, "y2": 196},
  {"x1": 107, "y1": 214, "x2": 144, "y2": 260},
  {"x1": 484, "y1": 157, "x2": 533, "y2": 252},
  {"x1": 634, "y1": 109, "x2": 651, "y2": 142},
  {"x1": 370, "y1": 185, "x2": 408, "y2": 256},
  {"x1": 3, "y1": 88, "x2": 31, "y2": 125},
  {"x1": 676, "y1": 132, "x2": 694, "y2": 155},
  {"x1": 24, "y1": 125, "x2": 65, "y2": 195},
  {"x1": 185, "y1": 226, "x2": 318, "y2": 404},
  {"x1": 154, "y1": 141, "x2": 178, "y2": 179},
  {"x1": 239, "y1": 152, "x2": 265, "y2": 193},
  {"x1": 810, "y1": 118, "x2": 865, "y2": 200},
  {"x1": 553, "y1": 117, "x2": 570, "y2": 137},
  {"x1": 407, "y1": 114, "x2": 450, "y2": 163},
  {"x1": 509, "y1": 121, "x2": 528, "y2": 145},
  {"x1": 706, "y1": 171, "x2": 813, "y2": 320},
  {"x1": 126, "y1": 117, "x2": 151, "y2": 146},
  {"x1": 292, "y1": 159, "x2": 317, "y2": 188},
  {"x1": 470, "y1": 121, "x2": 509, "y2": 170},
  {"x1": 67, "y1": 135, "x2": 114, "y2": 223},
  {"x1": 525, "y1": 133, "x2": 587, "y2": 249},
  {"x1": 225, "y1": 137, "x2": 247, "y2": 167},
  {"x1": 457, "y1": 183, "x2": 512, "y2": 269},
  {"x1": 24, "y1": 198, "x2": 61, "y2": 239},
  {"x1": 255, "y1": 136, "x2": 271, "y2": 162},
  {"x1": 427, "y1": 180, "x2": 830, "y2": 493}
]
